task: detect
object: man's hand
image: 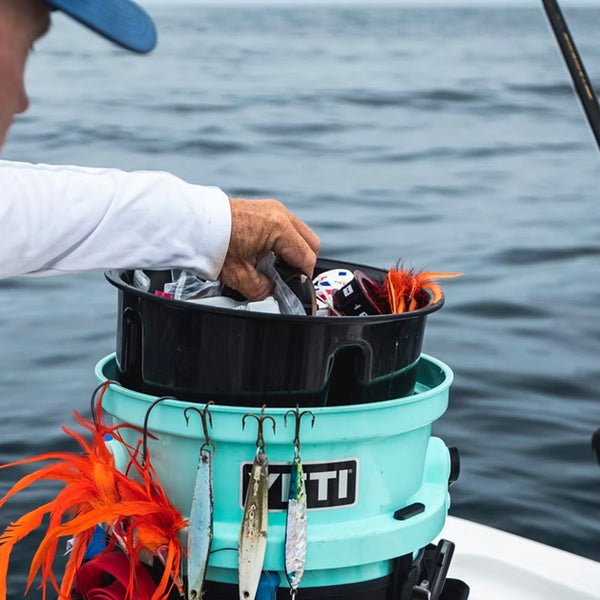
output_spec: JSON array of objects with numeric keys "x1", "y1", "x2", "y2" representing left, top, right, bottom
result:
[{"x1": 219, "y1": 198, "x2": 320, "y2": 301}]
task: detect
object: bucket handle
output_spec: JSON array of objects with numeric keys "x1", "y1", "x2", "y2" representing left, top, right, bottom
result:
[{"x1": 120, "y1": 307, "x2": 143, "y2": 390}]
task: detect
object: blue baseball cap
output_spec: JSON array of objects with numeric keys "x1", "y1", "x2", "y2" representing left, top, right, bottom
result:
[{"x1": 45, "y1": 0, "x2": 157, "y2": 53}]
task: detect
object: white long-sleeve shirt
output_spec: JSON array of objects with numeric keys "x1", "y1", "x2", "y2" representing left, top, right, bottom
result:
[{"x1": 0, "y1": 160, "x2": 231, "y2": 279}]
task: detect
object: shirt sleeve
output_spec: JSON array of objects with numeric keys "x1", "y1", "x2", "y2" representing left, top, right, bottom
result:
[{"x1": 0, "y1": 160, "x2": 232, "y2": 279}]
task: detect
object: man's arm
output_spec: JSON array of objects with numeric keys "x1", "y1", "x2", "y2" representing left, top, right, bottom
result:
[{"x1": 0, "y1": 160, "x2": 319, "y2": 299}]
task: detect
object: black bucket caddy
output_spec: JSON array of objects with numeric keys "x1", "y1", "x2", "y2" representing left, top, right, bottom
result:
[{"x1": 106, "y1": 258, "x2": 443, "y2": 407}]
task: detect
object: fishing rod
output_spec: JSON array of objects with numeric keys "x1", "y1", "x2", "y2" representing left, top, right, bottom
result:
[
  {"x1": 541, "y1": 0, "x2": 600, "y2": 152},
  {"x1": 542, "y1": 0, "x2": 600, "y2": 465}
]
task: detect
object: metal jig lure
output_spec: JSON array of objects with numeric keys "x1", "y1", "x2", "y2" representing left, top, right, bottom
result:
[
  {"x1": 239, "y1": 405, "x2": 276, "y2": 600},
  {"x1": 184, "y1": 402, "x2": 216, "y2": 600},
  {"x1": 283, "y1": 406, "x2": 315, "y2": 598}
]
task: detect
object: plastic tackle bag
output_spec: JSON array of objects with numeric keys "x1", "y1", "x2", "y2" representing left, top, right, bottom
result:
[
  {"x1": 164, "y1": 270, "x2": 223, "y2": 301},
  {"x1": 132, "y1": 270, "x2": 151, "y2": 292},
  {"x1": 257, "y1": 254, "x2": 305, "y2": 315}
]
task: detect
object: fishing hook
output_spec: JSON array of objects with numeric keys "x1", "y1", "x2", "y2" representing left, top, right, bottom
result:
[
  {"x1": 141, "y1": 395, "x2": 179, "y2": 466},
  {"x1": 184, "y1": 401, "x2": 216, "y2": 455},
  {"x1": 284, "y1": 405, "x2": 315, "y2": 462},
  {"x1": 89, "y1": 379, "x2": 121, "y2": 427},
  {"x1": 242, "y1": 404, "x2": 276, "y2": 452}
]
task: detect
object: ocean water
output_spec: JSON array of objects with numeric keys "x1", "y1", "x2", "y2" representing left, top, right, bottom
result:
[{"x1": 1, "y1": 4, "x2": 600, "y2": 596}]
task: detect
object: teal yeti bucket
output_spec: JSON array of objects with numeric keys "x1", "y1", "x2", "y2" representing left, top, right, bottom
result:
[{"x1": 96, "y1": 353, "x2": 454, "y2": 594}]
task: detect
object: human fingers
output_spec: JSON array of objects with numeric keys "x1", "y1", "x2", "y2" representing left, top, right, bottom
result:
[
  {"x1": 269, "y1": 208, "x2": 319, "y2": 276},
  {"x1": 287, "y1": 211, "x2": 321, "y2": 256},
  {"x1": 272, "y1": 229, "x2": 318, "y2": 279},
  {"x1": 219, "y1": 259, "x2": 273, "y2": 302}
]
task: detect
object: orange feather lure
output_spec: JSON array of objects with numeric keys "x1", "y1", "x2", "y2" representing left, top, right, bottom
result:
[
  {"x1": 0, "y1": 382, "x2": 187, "y2": 600},
  {"x1": 375, "y1": 264, "x2": 463, "y2": 314}
]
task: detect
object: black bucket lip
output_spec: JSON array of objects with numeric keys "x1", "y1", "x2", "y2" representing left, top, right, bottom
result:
[{"x1": 104, "y1": 257, "x2": 444, "y2": 323}]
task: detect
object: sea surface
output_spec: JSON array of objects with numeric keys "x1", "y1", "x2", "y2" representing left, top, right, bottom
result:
[{"x1": 1, "y1": 4, "x2": 600, "y2": 596}]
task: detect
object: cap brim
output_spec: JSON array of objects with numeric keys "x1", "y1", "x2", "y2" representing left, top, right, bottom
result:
[{"x1": 46, "y1": 0, "x2": 157, "y2": 53}]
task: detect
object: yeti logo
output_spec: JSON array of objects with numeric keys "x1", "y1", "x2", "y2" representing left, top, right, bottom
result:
[{"x1": 240, "y1": 458, "x2": 359, "y2": 511}]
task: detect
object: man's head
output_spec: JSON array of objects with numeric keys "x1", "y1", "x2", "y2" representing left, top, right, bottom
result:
[{"x1": 0, "y1": 0, "x2": 156, "y2": 151}]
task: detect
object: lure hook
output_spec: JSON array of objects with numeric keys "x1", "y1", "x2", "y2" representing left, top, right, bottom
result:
[
  {"x1": 284, "y1": 405, "x2": 315, "y2": 462},
  {"x1": 89, "y1": 379, "x2": 121, "y2": 426},
  {"x1": 242, "y1": 404, "x2": 276, "y2": 452},
  {"x1": 184, "y1": 401, "x2": 216, "y2": 455},
  {"x1": 142, "y1": 395, "x2": 179, "y2": 466}
]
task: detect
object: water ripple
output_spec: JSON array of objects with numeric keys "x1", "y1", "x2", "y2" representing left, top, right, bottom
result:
[
  {"x1": 491, "y1": 245, "x2": 600, "y2": 266},
  {"x1": 452, "y1": 299, "x2": 546, "y2": 318},
  {"x1": 149, "y1": 102, "x2": 238, "y2": 114},
  {"x1": 171, "y1": 139, "x2": 248, "y2": 154},
  {"x1": 249, "y1": 122, "x2": 347, "y2": 136},
  {"x1": 507, "y1": 82, "x2": 576, "y2": 97},
  {"x1": 336, "y1": 88, "x2": 487, "y2": 109}
]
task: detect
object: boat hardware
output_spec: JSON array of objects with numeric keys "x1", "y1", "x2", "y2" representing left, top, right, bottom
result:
[
  {"x1": 412, "y1": 540, "x2": 455, "y2": 600},
  {"x1": 283, "y1": 406, "x2": 315, "y2": 598}
]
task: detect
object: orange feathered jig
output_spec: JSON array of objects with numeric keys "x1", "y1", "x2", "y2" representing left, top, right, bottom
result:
[
  {"x1": 0, "y1": 381, "x2": 187, "y2": 600},
  {"x1": 375, "y1": 264, "x2": 463, "y2": 314}
]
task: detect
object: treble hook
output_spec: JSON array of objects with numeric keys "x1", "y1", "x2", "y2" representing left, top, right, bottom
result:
[
  {"x1": 184, "y1": 401, "x2": 216, "y2": 455},
  {"x1": 89, "y1": 380, "x2": 121, "y2": 426},
  {"x1": 284, "y1": 405, "x2": 315, "y2": 461},
  {"x1": 142, "y1": 396, "x2": 179, "y2": 466},
  {"x1": 242, "y1": 404, "x2": 276, "y2": 452}
]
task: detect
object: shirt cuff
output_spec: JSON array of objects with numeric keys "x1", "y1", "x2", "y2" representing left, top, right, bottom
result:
[{"x1": 188, "y1": 184, "x2": 231, "y2": 280}]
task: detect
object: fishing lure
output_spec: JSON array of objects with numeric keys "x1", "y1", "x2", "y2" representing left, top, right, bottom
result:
[
  {"x1": 376, "y1": 264, "x2": 463, "y2": 314},
  {"x1": 0, "y1": 384, "x2": 187, "y2": 600},
  {"x1": 239, "y1": 405, "x2": 276, "y2": 600},
  {"x1": 284, "y1": 407, "x2": 315, "y2": 598},
  {"x1": 184, "y1": 403, "x2": 215, "y2": 600}
]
